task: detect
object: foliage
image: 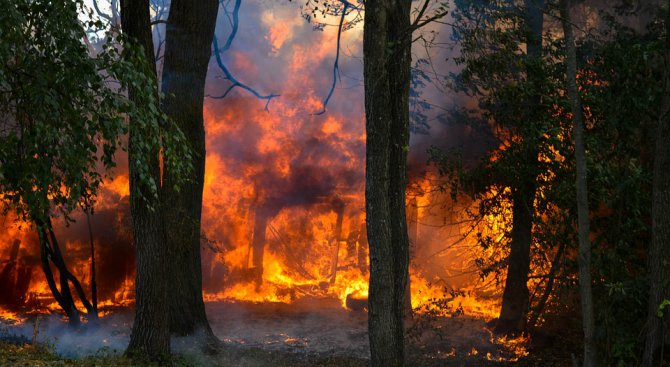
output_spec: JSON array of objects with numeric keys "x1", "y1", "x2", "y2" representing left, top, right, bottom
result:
[
  {"x1": 432, "y1": 0, "x2": 568, "y2": 285},
  {"x1": 431, "y1": 0, "x2": 664, "y2": 365},
  {"x1": 0, "y1": 0, "x2": 191, "y2": 228},
  {"x1": 579, "y1": 19, "x2": 662, "y2": 364}
]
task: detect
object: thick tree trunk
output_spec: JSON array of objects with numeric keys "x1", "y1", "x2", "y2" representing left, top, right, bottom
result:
[
  {"x1": 364, "y1": 1, "x2": 411, "y2": 365},
  {"x1": 643, "y1": 3, "x2": 670, "y2": 366},
  {"x1": 159, "y1": 0, "x2": 218, "y2": 339},
  {"x1": 495, "y1": 0, "x2": 544, "y2": 336},
  {"x1": 496, "y1": 189, "x2": 534, "y2": 334},
  {"x1": 560, "y1": 1, "x2": 597, "y2": 365},
  {"x1": 405, "y1": 198, "x2": 419, "y2": 318},
  {"x1": 357, "y1": 221, "x2": 368, "y2": 274},
  {"x1": 121, "y1": 0, "x2": 171, "y2": 358}
]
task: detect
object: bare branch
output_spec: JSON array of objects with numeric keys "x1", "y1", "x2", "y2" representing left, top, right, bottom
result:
[
  {"x1": 207, "y1": 0, "x2": 279, "y2": 110},
  {"x1": 210, "y1": 36, "x2": 280, "y2": 110},
  {"x1": 219, "y1": 0, "x2": 241, "y2": 53},
  {"x1": 413, "y1": 10, "x2": 450, "y2": 30},
  {"x1": 314, "y1": 2, "x2": 349, "y2": 115},
  {"x1": 412, "y1": 0, "x2": 431, "y2": 28},
  {"x1": 92, "y1": 0, "x2": 113, "y2": 23}
]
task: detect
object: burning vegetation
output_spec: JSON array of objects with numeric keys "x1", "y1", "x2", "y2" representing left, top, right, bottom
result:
[{"x1": 1, "y1": 0, "x2": 669, "y2": 366}]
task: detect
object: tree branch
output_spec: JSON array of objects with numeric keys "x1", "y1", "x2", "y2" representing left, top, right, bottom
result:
[
  {"x1": 207, "y1": 0, "x2": 279, "y2": 110},
  {"x1": 210, "y1": 36, "x2": 280, "y2": 110},
  {"x1": 314, "y1": 2, "x2": 349, "y2": 115},
  {"x1": 412, "y1": 0, "x2": 431, "y2": 29}
]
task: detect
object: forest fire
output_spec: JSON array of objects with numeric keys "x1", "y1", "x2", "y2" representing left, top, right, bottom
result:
[
  {"x1": 0, "y1": 85, "x2": 510, "y2": 330},
  {"x1": 0, "y1": 166, "x2": 504, "y2": 318},
  {"x1": 10, "y1": 0, "x2": 664, "y2": 365}
]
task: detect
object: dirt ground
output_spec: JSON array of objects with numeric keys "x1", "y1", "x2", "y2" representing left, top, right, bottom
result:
[{"x1": 0, "y1": 299, "x2": 576, "y2": 366}]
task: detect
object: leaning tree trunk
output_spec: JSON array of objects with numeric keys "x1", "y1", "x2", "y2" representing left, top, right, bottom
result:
[
  {"x1": 364, "y1": 1, "x2": 412, "y2": 366},
  {"x1": 560, "y1": 1, "x2": 597, "y2": 365},
  {"x1": 643, "y1": 2, "x2": 670, "y2": 366},
  {"x1": 33, "y1": 216, "x2": 96, "y2": 326},
  {"x1": 159, "y1": 0, "x2": 219, "y2": 339},
  {"x1": 495, "y1": 0, "x2": 544, "y2": 336},
  {"x1": 121, "y1": 0, "x2": 171, "y2": 358}
]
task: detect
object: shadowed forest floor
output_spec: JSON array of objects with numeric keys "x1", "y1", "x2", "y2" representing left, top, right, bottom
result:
[{"x1": 0, "y1": 299, "x2": 577, "y2": 366}]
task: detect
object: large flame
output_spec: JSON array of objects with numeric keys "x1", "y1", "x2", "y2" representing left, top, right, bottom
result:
[{"x1": 0, "y1": 0, "x2": 523, "y2": 332}]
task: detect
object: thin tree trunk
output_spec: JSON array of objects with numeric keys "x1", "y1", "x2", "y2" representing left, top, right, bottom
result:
[
  {"x1": 159, "y1": 0, "x2": 218, "y2": 339},
  {"x1": 46, "y1": 225, "x2": 96, "y2": 316},
  {"x1": 37, "y1": 226, "x2": 79, "y2": 326},
  {"x1": 86, "y1": 212, "x2": 98, "y2": 318},
  {"x1": 364, "y1": 1, "x2": 411, "y2": 365},
  {"x1": 329, "y1": 202, "x2": 345, "y2": 284},
  {"x1": 251, "y1": 206, "x2": 270, "y2": 290},
  {"x1": 643, "y1": 2, "x2": 670, "y2": 365},
  {"x1": 121, "y1": 0, "x2": 171, "y2": 358},
  {"x1": 34, "y1": 217, "x2": 96, "y2": 325},
  {"x1": 560, "y1": 1, "x2": 597, "y2": 365},
  {"x1": 527, "y1": 241, "x2": 565, "y2": 329},
  {"x1": 495, "y1": 0, "x2": 544, "y2": 336}
]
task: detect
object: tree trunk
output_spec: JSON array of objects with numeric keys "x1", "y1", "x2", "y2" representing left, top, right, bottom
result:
[
  {"x1": 86, "y1": 212, "x2": 98, "y2": 317},
  {"x1": 404, "y1": 198, "x2": 418, "y2": 319},
  {"x1": 527, "y1": 241, "x2": 565, "y2": 329},
  {"x1": 495, "y1": 0, "x2": 544, "y2": 336},
  {"x1": 121, "y1": 0, "x2": 171, "y2": 358},
  {"x1": 251, "y1": 205, "x2": 270, "y2": 290},
  {"x1": 159, "y1": 0, "x2": 218, "y2": 339},
  {"x1": 364, "y1": 1, "x2": 411, "y2": 365},
  {"x1": 329, "y1": 202, "x2": 345, "y2": 284},
  {"x1": 496, "y1": 188, "x2": 534, "y2": 334},
  {"x1": 37, "y1": 226, "x2": 79, "y2": 326},
  {"x1": 560, "y1": 1, "x2": 597, "y2": 365},
  {"x1": 643, "y1": 3, "x2": 670, "y2": 366}
]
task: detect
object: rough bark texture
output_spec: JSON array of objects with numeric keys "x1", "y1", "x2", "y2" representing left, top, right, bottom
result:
[
  {"x1": 121, "y1": 0, "x2": 171, "y2": 358},
  {"x1": 495, "y1": 0, "x2": 544, "y2": 335},
  {"x1": 561, "y1": 1, "x2": 597, "y2": 365},
  {"x1": 364, "y1": 1, "x2": 411, "y2": 365},
  {"x1": 405, "y1": 198, "x2": 419, "y2": 319},
  {"x1": 160, "y1": 0, "x2": 219, "y2": 338},
  {"x1": 643, "y1": 3, "x2": 670, "y2": 365}
]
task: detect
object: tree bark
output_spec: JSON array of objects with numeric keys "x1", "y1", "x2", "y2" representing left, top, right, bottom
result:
[
  {"x1": 121, "y1": 0, "x2": 171, "y2": 358},
  {"x1": 495, "y1": 0, "x2": 544, "y2": 336},
  {"x1": 643, "y1": 2, "x2": 670, "y2": 365},
  {"x1": 364, "y1": 1, "x2": 411, "y2": 365},
  {"x1": 560, "y1": 1, "x2": 597, "y2": 365},
  {"x1": 496, "y1": 188, "x2": 534, "y2": 334},
  {"x1": 159, "y1": 0, "x2": 218, "y2": 339}
]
